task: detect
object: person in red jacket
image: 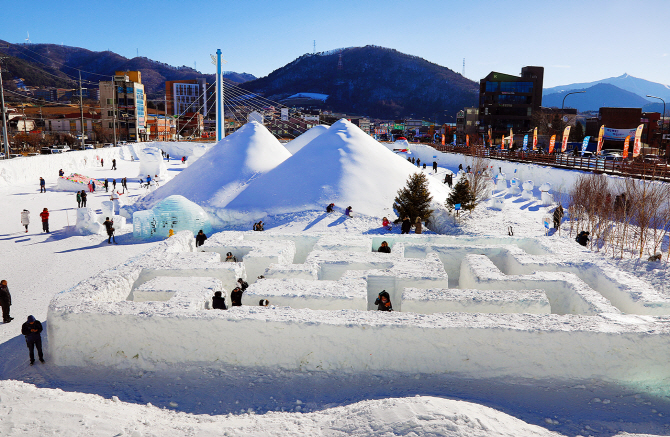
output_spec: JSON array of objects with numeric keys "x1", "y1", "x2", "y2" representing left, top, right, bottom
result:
[{"x1": 39, "y1": 208, "x2": 50, "y2": 233}]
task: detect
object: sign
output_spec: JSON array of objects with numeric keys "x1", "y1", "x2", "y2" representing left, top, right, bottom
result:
[
  {"x1": 633, "y1": 124, "x2": 644, "y2": 157},
  {"x1": 581, "y1": 136, "x2": 591, "y2": 155},
  {"x1": 603, "y1": 127, "x2": 637, "y2": 141},
  {"x1": 561, "y1": 126, "x2": 571, "y2": 152},
  {"x1": 549, "y1": 134, "x2": 556, "y2": 154},
  {"x1": 522, "y1": 134, "x2": 528, "y2": 151},
  {"x1": 596, "y1": 125, "x2": 605, "y2": 155},
  {"x1": 623, "y1": 135, "x2": 630, "y2": 159},
  {"x1": 454, "y1": 203, "x2": 461, "y2": 211}
]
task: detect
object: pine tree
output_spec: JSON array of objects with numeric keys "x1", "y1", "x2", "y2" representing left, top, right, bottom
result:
[
  {"x1": 446, "y1": 177, "x2": 475, "y2": 213},
  {"x1": 393, "y1": 173, "x2": 434, "y2": 223}
]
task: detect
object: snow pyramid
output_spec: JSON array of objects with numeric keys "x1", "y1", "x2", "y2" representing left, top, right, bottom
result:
[
  {"x1": 223, "y1": 119, "x2": 451, "y2": 218},
  {"x1": 285, "y1": 125, "x2": 329, "y2": 155},
  {"x1": 139, "y1": 121, "x2": 291, "y2": 209}
]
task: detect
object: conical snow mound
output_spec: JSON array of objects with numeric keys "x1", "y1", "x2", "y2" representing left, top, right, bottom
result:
[
  {"x1": 285, "y1": 125, "x2": 329, "y2": 154},
  {"x1": 140, "y1": 121, "x2": 291, "y2": 209},
  {"x1": 223, "y1": 119, "x2": 450, "y2": 217}
]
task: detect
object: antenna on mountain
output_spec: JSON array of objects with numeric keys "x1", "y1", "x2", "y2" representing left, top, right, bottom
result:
[
  {"x1": 462, "y1": 58, "x2": 465, "y2": 76},
  {"x1": 25, "y1": 32, "x2": 31, "y2": 44},
  {"x1": 136, "y1": 48, "x2": 139, "y2": 57},
  {"x1": 313, "y1": 40, "x2": 316, "y2": 54}
]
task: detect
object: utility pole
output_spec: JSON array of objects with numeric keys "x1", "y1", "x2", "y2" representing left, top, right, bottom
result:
[
  {"x1": 112, "y1": 79, "x2": 117, "y2": 146},
  {"x1": 79, "y1": 70, "x2": 85, "y2": 149},
  {"x1": 0, "y1": 46, "x2": 10, "y2": 159}
]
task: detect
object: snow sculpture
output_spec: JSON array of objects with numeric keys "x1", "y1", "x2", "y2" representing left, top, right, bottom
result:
[
  {"x1": 138, "y1": 147, "x2": 168, "y2": 179},
  {"x1": 75, "y1": 208, "x2": 103, "y2": 235},
  {"x1": 521, "y1": 180, "x2": 535, "y2": 200},
  {"x1": 539, "y1": 182, "x2": 553, "y2": 206},
  {"x1": 489, "y1": 197, "x2": 504, "y2": 210},
  {"x1": 509, "y1": 178, "x2": 521, "y2": 195},
  {"x1": 495, "y1": 173, "x2": 507, "y2": 191},
  {"x1": 133, "y1": 195, "x2": 212, "y2": 239},
  {"x1": 100, "y1": 200, "x2": 114, "y2": 219}
]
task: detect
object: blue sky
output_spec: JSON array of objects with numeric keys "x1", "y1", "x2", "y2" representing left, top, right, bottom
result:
[{"x1": 2, "y1": 0, "x2": 669, "y2": 88}]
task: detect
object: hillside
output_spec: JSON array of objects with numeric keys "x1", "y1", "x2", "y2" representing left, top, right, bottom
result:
[
  {"x1": 543, "y1": 73, "x2": 670, "y2": 103},
  {"x1": 0, "y1": 40, "x2": 255, "y2": 98},
  {"x1": 241, "y1": 46, "x2": 478, "y2": 121},
  {"x1": 542, "y1": 83, "x2": 652, "y2": 112}
]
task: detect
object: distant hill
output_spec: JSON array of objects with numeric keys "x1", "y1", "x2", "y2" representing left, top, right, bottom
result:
[
  {"x1": 543, "y1": 73, "x2": 670, "y2": 103},
  {"x1": 241, "y1": 46, "x2": 479, "y2": 121},
  {"x1": 542, "y1": 83, "x2": 653, "y2": 112},
  {"x1": 0, "y1": 40, "x2": 255, "y2": 98}
]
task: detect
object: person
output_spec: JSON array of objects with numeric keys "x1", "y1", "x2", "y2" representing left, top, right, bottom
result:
[
  {"x1": 39, "y1": 177, "x2": 46, "y2": 193},
  {"x1": 458, "y1": 164, "x2": 463, "y2": 172},
  {"x1": 112, "y1": 179, "x2": 117, "y2": 190},
  {"x1": 104, "y1": 178, "x2": 109, "y2": 192},
  {"x1": 378, "y1": 241, "x2": 391, "y2": 253},
  {"x1": 168, "y1": 229, "x2": 175, "y2": 238},
  {"x1": 259, "y1": 299, "x2": 269, "y2": 306},
  {"x1": 58, "y1": 169, "x2": 64, "y2": 177},
  {"x1": 326, "y1": 203, "x2": 335, "y2": 213},
  {"x1": 237, "y1": 278, "x2": 249, "y2": 292},
  {"x1": 416, "y1": 158, "x2": 421, "y2": 167},
  {"x1": 576, "y1": 231, "x2": 590, "y2": 247},
  {"x1": 20, "y1": 209, "x2": 30, "y2": 232},
  {"x1": 433, "y1": 161, "x2": 438, "y2": 173},
  {"x1": 122, "y1": 177, "x2": 128, "y2": 192},
  {"x1": 411, "y1": 157, "x2": 415, "y2": 164},
  {"x1": 76, "y1": 191, "x2": 82, "y2": 208},
  {"x1": 195, "y1": 230, "x2": 207, "y2": 247},
  {"x1": 444, "y1": 173, "x2": 453, "y2": 187},
  {"x1": 375, "y1": 290, "x2": 393, "y2": 311},
  {"x1": 167, "y1": 153, "x2": 170, "y2": 161},
  {"x1": 0, "y1": 280, "x2": 12, "y2": 323},
  {"x1": 22, "y1": 315, "x2": 44, "y2": 365},
  {"x1": 382, "y1": 217, "x2": 391, "y2": 231},
  {"x1": 225, "y1": 252, "x2": 237, "y2": 262},
  {"x1": 39, "y1": 208, "x2": 49, "y2": 233},
  {"x1": 101, "y1": 158, "x2": 104, "y2": 167},
  {"x1": 553, "y1": 204, "x2": 564, "y2": 229},
  {"x1": 212, "y1": 291, "x2": 227, "y2": 310},
  {"x1": 91, "y1": 179, "x2": 96, "y2": 192},
  {"x1": 181, "y1": 156, "x2": 186, "y2": 164},
  {"x1": 112, "y1": 158, "x2": 117, "y2": 170},
  {"x1": 147, "y1": 175, "x2": 152, "y2": 184},
  {"x1": 230, "y1": 287, "x2": 243, "y2": 306},
  {"x1": 345, "y1": 206, "x2": 352, "y2": 217},
  {"x1": 422, "y1": 163, "x2": 426, "y2": 169},
  {"x1": 81, "y1": 190, "x2": 87, "y2": 207},
  {"x1": 103, "y1": 217, "x2": 116, "y2": 244},
  {"x1": 401, "y1": 216, "x2": 411, "y2": 234},
  {"x1": 415, "y1": 216, "x2": 422, "y2": 234},
  {"x1": 256, "y1": 221, "x2": 264, "y2": 231},
  {"x1": 466, "y1": 165, "x2": 471, "y2": 173},
  {"x1": 252, "y1": 222, "x2": 258, "y2": 231}
]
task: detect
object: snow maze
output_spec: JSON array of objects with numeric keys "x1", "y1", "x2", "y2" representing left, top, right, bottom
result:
[{"x1": 48, "y1": 231, "x2": 670, "y2": 385}]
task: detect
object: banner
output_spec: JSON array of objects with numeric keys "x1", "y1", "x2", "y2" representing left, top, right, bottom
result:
[
  {"x1": 453, "y1": 134, "x2": 456, "y2": 146},
  {"x1": 488, "y1": 127, "x2": 492, "y2": 145},
  {"x1": 623, "y1": 135, "x2": 630, "y2": 159},
  {"x1": 633, "y1": 124, "x2": 644, "y2": 157},
  {"x1": 603, "y1": 127, "x2": 637, "y2": 141},
  {"x1": 522, "y1": 134, "x2": 528, "y2": 151},
  {"x1": 501, "y1": 136, "x2": 505, "y2": 150},
  {"x1": 581, "y1": 136, "x2": 591, "y2": 155},
  {"x1": 510, "y1": 128, "x2": 514, "y2": 147},
  {"x1": 561, "y1": 126, "x2": 571, "y2": 152},
  {"x1": 532, "y1": 127, "x2": 538, "y2": 151},
  {"x1": 549, "y1": 134, "x2": 556, "y2": 154},
  {"x1": 466, "y1": 134, "x2": 469, "y2": 148},
  {"x1": 596, "y1": 125, "x2": 605, "y2": 155},
  {"x1": 441, "y1": 134, "x2": 445, "y2": 146}
]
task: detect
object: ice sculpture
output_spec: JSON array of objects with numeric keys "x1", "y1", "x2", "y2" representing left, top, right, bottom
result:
[
  {"x1": 495, "y1": 173, "x2": 507, "y2": 191},
  {"x1": 138, "y1": 147, "x2": 168, "y2": 179},
  {"x1": 75, "y1": 208, "x2": 102, "y2": 235},
  {"x1": 521, "y1": 180, "x2": 535, "y2": 200},
  {"x1": 509, "y1": 178, "x2": 521, "y2": 195},
  {"x1": 133, "y1": 195, "x2": 212, "y2": 239},
  {"x1": 539, "y1": 182, "x2": 553, "y2": 206},
  {"x1": 489, "y1": 197, "x2": 504, "y2": 210}
]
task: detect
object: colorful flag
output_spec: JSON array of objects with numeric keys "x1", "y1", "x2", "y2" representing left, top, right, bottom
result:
[
  {"x1": 633, "y1": 124, "x2": 644, "y2": 157},
  {"x1": 510, "y1": 128, "x2": 514, "y2": 147},
  {"x1": 453, "y1": 134, "x2": 456, "y2": 146},
  {"x1": 488, "y1": 127, "x2": 492, "y2": 144},
  {"x1": 581, "y1": 136, "x2": 591, "y2": 155},
  {"x1": 561, "y1": 126, "x2": 571, "y2": 152},
  {"x1": 522, "y1": 135, "x2": 529, "y2": 151},
  {"x1": 549, "y1": 134, "x2": 556, "y2": 154},
  {"x1": 441, "y1": 134, "x2": 445, "y2": 146},
  {"x1": 623, "y1": 135, "x2": 630, "y2": 159},
  {"x1": 466, "y1": 134, "x2": 469, "y2": 148},
  {"x1": 501, "y1": 136, "x2": 505, "y2": 150},
  {"x1": 596, "y1": 125, "x2": 605, "y2": 155},
  {"x1": 532, "y1": 127, "x2": 538, "y2": 150}
]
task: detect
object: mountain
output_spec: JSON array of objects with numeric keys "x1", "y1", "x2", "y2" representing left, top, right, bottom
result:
[
  {"x1": 0, "y1": 40, "x2": 255, "y2": 98},
  {"x1": 542, "y1": 83, "x2": 657, "y2": 112},
  {"x1": 543, "y1": 74, "x2": 670, "y2": 103},
  {"x1": 240, "y1": 46, "x2": 478, "y2": 121}
]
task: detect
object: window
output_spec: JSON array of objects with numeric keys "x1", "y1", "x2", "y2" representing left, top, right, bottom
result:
[
  {"x1": 498, "y1": 95, "x2": 531, "y2": 104},
  {"x1": 108, "y1": 111, "x2": 113, "y2": 116},
  {"x1": 485, "y1": 81, "x2": 499, "y2": 92},
  {"x1": 500, "y1": 82, "x2": 533, "y2": 93},
  {"x1": 107, "y1": 98, "x2": 113, "y2": 105},
  {"x1": 108, "y1": 122, "x2": 113, "y2": 128}
]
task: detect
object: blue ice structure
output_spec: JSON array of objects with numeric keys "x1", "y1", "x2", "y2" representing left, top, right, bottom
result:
[{"x1": 133, "y1": 195, "x2": 212, "y2": 239}]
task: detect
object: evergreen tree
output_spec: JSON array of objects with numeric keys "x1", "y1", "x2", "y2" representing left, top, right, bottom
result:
[
  {"x1": 446, "y1": 177, "x2": 475, "y2": 213},
  {"x1": 393, "y1": 173, "x2": 434, "y2": 223}
]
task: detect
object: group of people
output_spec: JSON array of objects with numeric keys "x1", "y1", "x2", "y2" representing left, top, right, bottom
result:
[
  {"x1": 211, "y1": 278, "x2": 250, "y2": 309},
  {"x1": 400, "y1": 216, "x2": 422, "y2": 234},
  {"x1": 252, "y1": 221, "x2": 264, "y2": 231},
  {"x1": 325, "y1": 203, "x2": 353, "y2": 218},
  {"x1": 1, "y1": 280, "x2": 45, "y2": 365},
  {"x1": 99, "y1": 158, "x2": 119, "y2": 169}
]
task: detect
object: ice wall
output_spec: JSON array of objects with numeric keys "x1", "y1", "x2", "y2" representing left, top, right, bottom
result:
[{"x1": 133, "y1": 195, "x2": 212, "y2": 239}]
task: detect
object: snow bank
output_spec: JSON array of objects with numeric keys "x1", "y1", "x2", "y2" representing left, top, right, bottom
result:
[
  {"x1": 138, "y1": 147, "x2": 168, "y2": 179},
  {"x1": 284, "y1": 125, "x2": 329, "y2": 154}
]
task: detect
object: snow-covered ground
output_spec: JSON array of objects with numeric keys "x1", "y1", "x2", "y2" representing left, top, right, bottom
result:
[{"x1": 1, "y1": 127, "x2": 670, "y2": 436}]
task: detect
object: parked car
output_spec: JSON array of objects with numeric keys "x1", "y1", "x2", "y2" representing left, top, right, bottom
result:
[{"x1": 103, "y1": 143, "x2": 113, "y2": 148}]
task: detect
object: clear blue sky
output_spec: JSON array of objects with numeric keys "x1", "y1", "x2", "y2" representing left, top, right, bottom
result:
[{"x1": 2, "y1": 0, "x2": 669, "y2": 88}]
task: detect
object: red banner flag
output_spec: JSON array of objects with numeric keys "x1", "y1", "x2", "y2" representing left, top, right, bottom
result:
[
  {"x1": 548, "y1": 135, "x2": 556, "y2": 154},
  {"x1": 596, "y1": 125, "x2": 605, "y2": 155},
  {"x1": 532, "y1": 127, "x2": 538, "y2": 150},
  {"x1": 633, "y1": 124, "x2": 644, "y2": 157},
  {"x1": 561, "y1": 126, "x2": 571, "y2": 152},
  {"x1": 441, "y1": 134, "x2": 445, "y2": 146},
  {"x1": 466, "y1": 134, "x2": 469, "y2": 148},
  {"x1": 623, "y1": 135, "x2": 630, "y2": 159},
  {"x1": 501, "y1": 136, "x2": 505, "y2": 150}
]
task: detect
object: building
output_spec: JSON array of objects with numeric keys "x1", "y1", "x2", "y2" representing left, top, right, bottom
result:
[
  {"x1": 146, "y1": 111, "x2": 176, "y2": 141},
  {"x1": 99, "y1": 71, "x2": 147, "y2": 142},
  {"x1": 166, "y1": 79, "x2": 209, "y2": 117},
  {"x1": 478, "y1": 66, "x2": 544, "y2": 138},
  {"x1": 348, "y1": 116, "x2": 370, "y2": 134}
]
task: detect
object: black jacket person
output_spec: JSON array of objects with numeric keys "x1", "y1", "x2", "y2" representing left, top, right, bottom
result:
[
  {"x1": 22, "y1": 316, "x2": 44, "y2": 365},
  {"x1": 375, "y1": 290, "x2": 393, "y2": 311}
]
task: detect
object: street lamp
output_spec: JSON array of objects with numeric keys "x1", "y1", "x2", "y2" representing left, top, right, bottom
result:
[
  {"x1": 562, "y1": 91, "x2": 586, "y2": 111},
  {"x1": 646, "y1": 95, "x2": 666, "y2": 155}
]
